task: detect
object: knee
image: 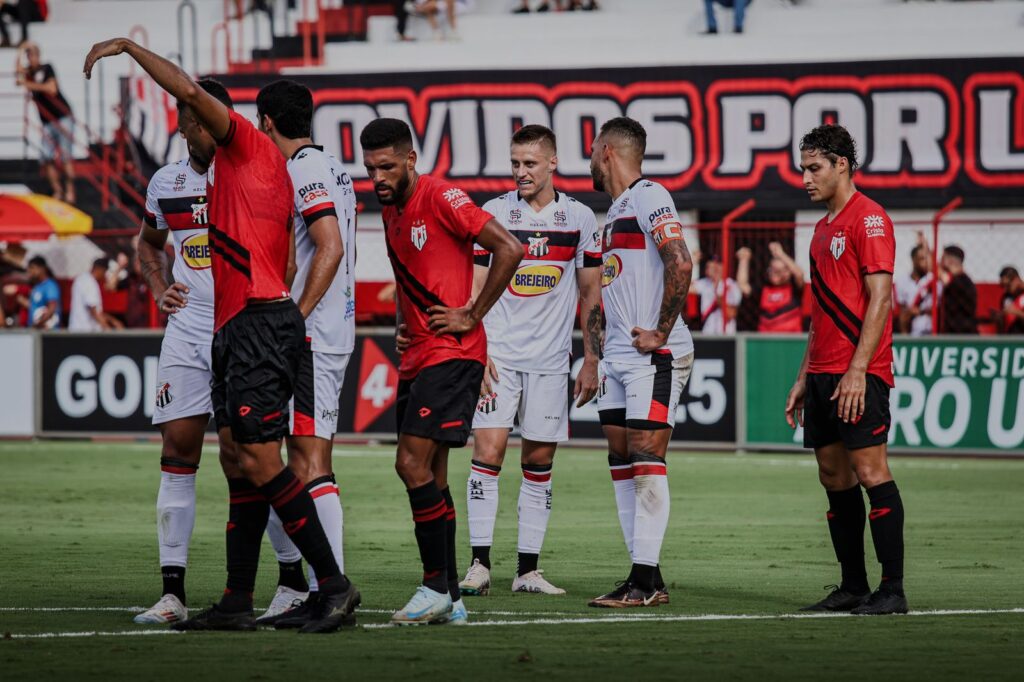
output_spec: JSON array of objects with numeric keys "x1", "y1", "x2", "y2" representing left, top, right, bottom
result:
[
  {"x1": 818, "y1": 463, "x2": 857, "y2": 491},
  {"x1": 395, "y1": 451, "x2": 430, "y2": 488},
  {"x1": 853, "y1": 461, "x2": 892, "y2": 490},
  {"x1": 521, "y1": 445, "x2": 555, "y2": 468},
  {"x1": 161, "y1": 437, "x2": 201, "y2": 467},
  {"x1": 473, "y1": 445, "x2": 505, "y2": 468}
]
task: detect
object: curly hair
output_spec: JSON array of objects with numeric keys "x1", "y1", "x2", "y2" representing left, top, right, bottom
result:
[{"x1": 799, "y1": 124, "x2": 859, "y2": 176}]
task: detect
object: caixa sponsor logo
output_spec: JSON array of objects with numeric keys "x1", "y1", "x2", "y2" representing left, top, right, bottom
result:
[{"x1": 54, "y1": 355, "x2": 159, "y2": 419}]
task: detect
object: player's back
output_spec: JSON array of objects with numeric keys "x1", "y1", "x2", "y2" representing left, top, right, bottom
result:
[
  {"x1": 601, "y1": 178, "x2": 693, "y2": 364},
  {"x1": 145, "y1": 158, "x2": 214, "y2": 343},
  {"x1": 287, "y1": 144, "x2": 358, "y2": 354}
]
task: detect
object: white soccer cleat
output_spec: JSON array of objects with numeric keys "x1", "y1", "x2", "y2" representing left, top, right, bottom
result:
[
  {"x1": 391, "y1": 585, "x2": 453, "y2": 626},
  {"x1": 256, "y1": 585, "x2": 308, "y2": 623},
  {"x1": 459, "y1": 558, "x2": 491, "y2": 596},
  {"x1": 133, "y1": 593, "x2": 188, "y2": 624},
  {"x1": 512, "y1": 570, "x2": 566, "y2": 595},
  {"x1": 442, "y1": 598, "x2": 469, "y2": 626}
]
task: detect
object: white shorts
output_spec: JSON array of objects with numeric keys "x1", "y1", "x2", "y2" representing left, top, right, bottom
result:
[
  {"x1": 472, "y1": 365, "x2": 569, "y2": 443},
  {"x1": 597, "y1": 352, "x2": 694, "y2": 429},
  {"x1": 289, "y1": 343, "x2": 351, "y2": 440},
  {"x1": 153, "y1": 337, "x2": 214, "y2": 426}
]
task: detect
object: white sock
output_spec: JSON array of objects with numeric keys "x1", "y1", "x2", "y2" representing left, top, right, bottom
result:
[
  {"x1": 266, "y1": 507, "x2": 302, "y2": 565},
  {"x1": 157, "y1": 468, "x2": 197, "y2": 568},
  {"x1": 467, "y1": 460, "x2": 501, "y2": 550},
  {"x1": 517, "y1": 464, "x2": 553, "y2": 555},
  {"x1": 608, "y1": 455, "x2": 635, "y2": 559},
  {"x1": 307, "y1": 476, "x2": 344, "y2": 590},
  {"x1": 631, "y1": 457, "x2": 670, "y2": 567}
]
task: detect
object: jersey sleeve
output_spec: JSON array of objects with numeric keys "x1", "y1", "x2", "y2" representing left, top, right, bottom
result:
[
  {"x1": 435, "y1": 185, "x2": 493, "y2": 241},
  {"x1": 144, "y1": 172, "x2": 168, "y2": 230},
  {"x1": 291, "y1": 155, "x2": 337, "y2": 227},
  {"x1": 42, "y1": 280, "x2": 61, "y2": 305},
  {"x1": 852, "y1": 209, "x2": 896, "y2": 275},
  {"x1": 635, "y1": 182, "x2": 685, "y2": 251},
  {"x1": 473, "y1": 197, "x2": 504, "y2": 266},
  {"x1": 576, "y1": 204, "x2": 601, "y2": 269},
  {"x1": 216, "y1": 109, "x2": 260, "y2": 161}
]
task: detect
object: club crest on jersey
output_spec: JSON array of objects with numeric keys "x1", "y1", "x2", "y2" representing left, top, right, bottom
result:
[
  {"x1": 477, "y1": 392, "x2": 497, "y2": 414},
  {"x1": 508, "y1": 208, "x2": 522, "y2": 225},
  {"x1": 191, "y1": 198, "x2": 208, "y2": 225},
  {"x1": 527, "y1": 235, "x2": 550, "y2": 257},
  {"x1": 830, "y1": 232, "x2": 846, "y2": 260},
  {"x1": 411, "y1": 220, "x2": 428, "y2": 250}
]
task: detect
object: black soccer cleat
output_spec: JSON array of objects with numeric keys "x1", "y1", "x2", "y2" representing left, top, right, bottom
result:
[
  {"x1": 257, "y1": 597, "x2": 309, "y2": 628},
  {"x1": 273, "y1": 593, "x2": 319, "y2": 630},
  {"x1": 171, "y1": 604, "x2": 256, "y2": 631},
  {"x1": 850, "y1": 588, "x2": 908, "y2": 616},
  {"x1": 298, "y1": 583, "x2": 361, "y2": 634},
  {"x1": 799, "y1": 585, "x2": 870, "y2": 612},
  {"x1": 587, "y1": 580, "x2": 630, "y2": 608}
]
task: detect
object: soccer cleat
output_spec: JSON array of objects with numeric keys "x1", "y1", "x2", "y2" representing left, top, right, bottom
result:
[
  {"x1": 512, "y1": 570, "x2": 566, "y2": 595},
  {"x1": 391, "y1": 585, "x2": 453, "y2": 626},
  {"x1": 170, "y1": 603, "x2": 256, "y2": 631},
  {"x1": 799, "y1": 584, "x2": 870, "y2": 612},
  {"x1": 459, "y1": 558, "x2": 491, "y2": 596},
  {"x1": 272, "y1": 594, "x2": 318, "y2": 630},
  {"x1": 133, "y1": 593, "x2": 187, "y2": 624},
  {"x1": 850, "y1": 588, "x2": 908, "y2": 616},
  {"x1": 298, "y1": 583, "x2": 361, "y2": 634},
  {"x1": 653, "y1": 586, "x2": 670, "y2": 605},
  {"x1": 587, "y1": 580, "x2": 630, "y2": 608},
  {"x1": 588, "y1": 582, "x2": 659, "y2": 608},
  {"x1": 441, "y1": 598, "x2": 468, "y2": 625},
  {"x1": 254, "y1": 585, "x2": 308, "y2": 626}
]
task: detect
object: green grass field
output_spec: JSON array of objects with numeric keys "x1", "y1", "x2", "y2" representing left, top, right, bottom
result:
[{"x1": 1, "y1": 441, "x2": 1022, "y2": 680}]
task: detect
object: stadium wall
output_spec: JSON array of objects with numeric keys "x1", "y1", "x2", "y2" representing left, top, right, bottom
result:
[{"x1": 0, "y1": 332, "x2": 35, "y2": 437}]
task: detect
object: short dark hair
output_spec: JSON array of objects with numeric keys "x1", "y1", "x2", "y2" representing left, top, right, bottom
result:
[
  {"x1": 799, "y1": 124, "x2": 859, "y2": 176},
  {"x1": 359, "y1": 118, "x2": 413, "y2": 152},
  {"x1": 999, "y1": 266, "x2": 1020, "y2": 280},
  {"x1": 28, "y1": 255, "x2": 48, "y2": 269},
  {"x1": 92, "y1": 257, "x2": 110, "y2": 271},
  {"x1": 599, "y1": 117, "x2": 646, "y2": 158},
  {"x1": 511, "y1": 124, "x2": 556, "y2": 153},
  {"x1": 177, "y1": 78, "x2": 233, "y2": 113},
  {"x1": 911, "y1": 244, "x2": 925, "y2": 259},
  {"x1": 943, "y1": 245, "x2": 965, "y2": 263},
  {"x1": 256, "y1": 79, "x2": 313, "y2": 139}
]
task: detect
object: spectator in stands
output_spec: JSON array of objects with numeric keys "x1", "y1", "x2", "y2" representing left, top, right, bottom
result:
[
  {"x1": 68, "y1": 258, "x2": 122, "y2": 332},
  {"x1": 997, "y1": 266, "x2": 1024, "y2": 335},
  {"x1": 16, "y1": 42, "x2": 76, "y2": 204},
  {"x1": 409, "y1": 0, "x2": 467, "y2": 40},
  {"x1": 0, "y1": 0, "x2": 44, "y2": 47},
  {"x1": 513, "y1": 1, "x2": 599, "y2": 11},
  {"x1": 703, "y1": 0, "x2": 748, "y2": 35},
  {"x1": 736, "y1": 242, "x2": 804, "y2": 333},
  {"x1": 690, "y1": 250, "x2": 742, "y2": 335},
  {"x1": 894, "y1": 231, "x2": 938, "y2": 336},
  {"x1": 938, "y1": 245, "x2": 977, "y2": 334},
  {"x1": 118, "y1": 238, "x2": 156, "y2": 328},
  {"x1": 20, "y1": 255, "x2": 60, "y2": 329}
]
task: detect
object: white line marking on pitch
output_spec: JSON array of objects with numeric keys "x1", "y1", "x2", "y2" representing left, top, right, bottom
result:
[
  {"x1": 0, "y1": 606, "x2": 660, "y2": 618},
  {"x1": 7, "y1": 630, "x2": 183, "y2": 640}
]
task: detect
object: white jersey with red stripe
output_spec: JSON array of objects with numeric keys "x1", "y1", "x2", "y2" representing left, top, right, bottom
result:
[
  {"x1": 694, "y1": 276, "x2": 742, "y2": 335},
  {"x1": 894, "y1": 271, "x2": 938, "y2": 336},
  {"x1": 144, "y1": 158, "x2": 213, "y2": 345},
  {"x1": 287, "y1": 144, "x2": 358, "y2": 354},
  {"x1": 600, "y1": 178, "x2": 694, "y2": 364},
  {"x1": 476, "y1": 190, "x2": 600, "y2": 373}
]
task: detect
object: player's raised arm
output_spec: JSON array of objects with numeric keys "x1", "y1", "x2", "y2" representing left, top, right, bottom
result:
[{"x1": 84, "y1": 38, "x2": 230, "y2": 141}]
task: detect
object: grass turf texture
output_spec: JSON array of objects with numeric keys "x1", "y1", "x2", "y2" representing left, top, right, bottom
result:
[{"x1": 0, "y1": 441, "x2": 1022, "y2": 681}]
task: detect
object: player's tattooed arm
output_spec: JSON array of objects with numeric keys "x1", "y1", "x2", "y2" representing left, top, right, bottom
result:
[
  {"x1": 137, "y1": 221, "x2": 186, "y2": 315},
  {"x1": 575, "y1": 267, "x2": 602, "y2": 407},
  {"x1": 632, "y1": 237, "x2": 692, "y2": 353}
]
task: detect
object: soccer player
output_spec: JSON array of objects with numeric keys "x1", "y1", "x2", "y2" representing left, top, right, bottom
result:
[
  {"x1": 360, "y1": 118, "x2": 522, "y2": 625},
  {"x1": 785, "y1": 123, "x2": 907, "y2": 615},
  {"x1": 132, "y1": 79, "x2": 234, "y2": 625},
  {"x1": 458, "y1": 125, "x2": 601, "y2": 597},
  {"x1": 252, "y1": 80, "x2": 358, "y2": 627},
  {"x1": 85, "y1": 37, "x2": 359, "y2": 633},
  {"x1": 587, "y1": 117, "x2": 695, "y2": 608}
]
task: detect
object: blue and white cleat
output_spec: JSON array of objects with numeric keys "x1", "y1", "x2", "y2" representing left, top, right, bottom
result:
[
  {"x1": 443, "y1": 598, "x2": 468, "y2": 625},
  {"x1": 391, "y1": 585, "x2": 453, "y2": 626}
]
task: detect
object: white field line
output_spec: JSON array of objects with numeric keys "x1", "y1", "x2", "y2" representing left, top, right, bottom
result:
[
  {"x1": 0, "y1": 606, "x2": 658, "y2": 618},
  {"x1": 9, "y1": 630, "x2": 183, "y2": 640}
]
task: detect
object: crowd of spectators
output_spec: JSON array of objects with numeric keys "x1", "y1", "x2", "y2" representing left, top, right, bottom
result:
[{"x1": 0, "y1": 0, "x2": 45, "y2": 47}]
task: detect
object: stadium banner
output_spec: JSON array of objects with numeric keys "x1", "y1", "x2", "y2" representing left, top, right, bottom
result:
[
  {"x1": 0, "y1": 332, "x2": 36, "y2": 437},
  {"x1": 38, "y1": 331, "x2": 736, "y2": 444},
  {"x1": 744, "y1": 335, "x2": 1024, "y2": 455},
  {"x1": 128, "y1": 57, "x2": 1024, "y2": 210}
]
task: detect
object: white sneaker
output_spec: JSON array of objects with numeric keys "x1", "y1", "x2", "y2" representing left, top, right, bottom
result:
[
  {"x1": 256, "y1": 586, "x2": 308, "y2": 623},
  {"x1": 441, "y1": 598, "x2": 468, "y2": 625},
  {"x1": 512, "y1": 569, "x2": 566, "y2": 595},
  {"x1": 459, "y1": 559, "x2": 491, "y2": 596},
  {"x1": 134, "y1": 594, "x2": 187, "y2": 624},
  {"x1": 391, "y1": 585, "x2": 453, "y2": 625}
]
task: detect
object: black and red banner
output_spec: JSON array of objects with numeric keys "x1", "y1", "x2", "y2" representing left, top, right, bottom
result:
[{"x1": 184, "y1": 57, "x2": 1024, "y2": 210}]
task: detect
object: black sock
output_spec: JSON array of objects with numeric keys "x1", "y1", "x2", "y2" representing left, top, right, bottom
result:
[
  {"x1": 631, "y1": 563, "x2": 656, "y2": 592},
  {"x1": 260, "y1": 468, "x2": 348, "y2": 596},
  {"x1": 471, "y1": 545, "x2": 491, "y2": 569},
  {"x1": 441, "y1": 487, "x2": 460, "y2": 602},
  {"x1": 161, "y1": 565, "x2": 186, "y2": 603},
  {"x1": 517, "y1": 552, "x2": 538, "y2": 577},
  {"x1": 654, "y1": 565, "x2": 665, "y2": 591},
  {"x1": 825, "y1": 484, "x2": 869, "y2": 594},
  {"x1": 277, "y1": 560, "x2": 308, "y2": 593},
  {"x1": 407, "y1": 481, "x2": 448, "y2": 595},
  {"x1": 221, "y1": 478, "x2": 269, "y2": 612},
  {"x1": 866, "y1": 480, "x2": 905, "y2": 593}
]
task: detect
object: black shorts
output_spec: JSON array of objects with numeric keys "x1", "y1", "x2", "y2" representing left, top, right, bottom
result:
[
  {"x1": 212, "y1": 299, "x2": 305, "y2": 444},
  {"x1": 396, "y1": 359, "x2": 484, "y2": 447},
  {"x1": 803, "y1": 372, "x2": 891, "y2": 451}
]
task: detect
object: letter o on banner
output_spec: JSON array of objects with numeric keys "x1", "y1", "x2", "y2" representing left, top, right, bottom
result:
[
  {"x1": 98, "y1": 355, "x2": 142, "y2": 419},
  {"x1": 923, "y1": 377, "x2": 971, "y2": 447}
]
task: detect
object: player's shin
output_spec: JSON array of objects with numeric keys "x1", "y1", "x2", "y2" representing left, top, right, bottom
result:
[
  {"x1": 630, "y1": 454, "x2": 669, "y2": 592},
  {"x1": 266, "y1": 508, "x2": 309, "y2": 592},
  {"x1": 308, "y1": 474, "x2": 345, "y2": 588},
  {"x1": 467, "y1": 460, "x2": 500, "y2": 568},
  {"x1": 157, "y1": 458, "x2": 197, "y2": 602},
  {"x1": 517, "y1": 463, "x2": 553, "y2": 575},
  {"x1": 825, "y1": 484, "x2": 869, "y2": 593},
  {"x1": 408, "y1": 481, "x2": 449, "y2": 595},
  {"x1": 223, "y1": 478, "x2": 270, "y2": 611},
  {"x1": 608, "y1": 454, "x2": 636, "y2": 558},
  {"x1": 866, "y1": 480, "x2": 905, "y2": 593},
  {"x1": 441, "y1": 487, "x2": 460, "y2": 602}
]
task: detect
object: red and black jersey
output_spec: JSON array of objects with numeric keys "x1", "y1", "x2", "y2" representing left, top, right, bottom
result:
[
  {"x1": 207, "y1": 110, "x2": 295, "y2": 331},
  {"x1": 758, "y1": 282, "x2": 803, "y2": 333},
  {"x1": 808, "y1": 192, "x2": 895, "y2": 385},
  {"x1": 383, "y1": 175, "x2": 493, "y2": 380}
]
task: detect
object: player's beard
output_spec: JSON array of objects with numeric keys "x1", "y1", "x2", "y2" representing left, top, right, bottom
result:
[
  {"x1": 590, "y1": 163, "x2": 605, "y2": 193},
  {"x1": 376, "y1": 171, "x2": 411, "y2": 206}
]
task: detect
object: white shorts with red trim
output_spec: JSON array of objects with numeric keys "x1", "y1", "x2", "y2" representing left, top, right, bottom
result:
[
  {"x1": 597, "y1": 352, "x2": 694, "y2": 428},
  {"x1": 153, "y1": 337, "x2": 214, "y2": 426},
  {"x1": 289, "y1": 345, "x2": 351, "y2": 440},
  {"x1": 472, "y1": 365, "x2": 569, "y2": 443}
]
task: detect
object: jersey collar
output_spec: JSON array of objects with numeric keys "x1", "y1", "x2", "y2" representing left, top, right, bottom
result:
[
  {"x1": 825, "y1": 191, "x2": 862, "y2": 226},
  {"x1": 290, "y1": 143, "x2": 323, "y2": 160}
]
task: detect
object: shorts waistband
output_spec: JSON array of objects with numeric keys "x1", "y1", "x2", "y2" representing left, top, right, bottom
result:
[{"x1": 237, "y1": 298, "x2": 297, "y2": 316}]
